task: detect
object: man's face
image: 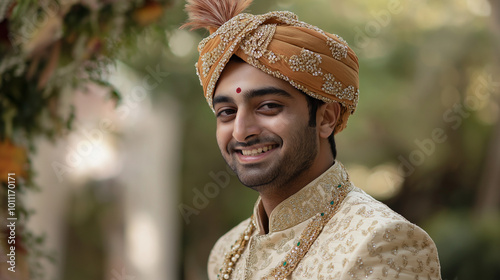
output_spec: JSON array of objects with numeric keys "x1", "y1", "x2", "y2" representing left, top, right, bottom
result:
[{"x1": 213, "y1": 60, "x2": 321, "y2": 191}]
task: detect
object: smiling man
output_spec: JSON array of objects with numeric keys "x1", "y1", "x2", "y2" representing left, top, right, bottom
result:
[
  {"x1": 214, "y1": 60, "x2": 341, "y2": 227},
  {"x1": 183, "y1": 0, "x2": 441, "y2": 279}
]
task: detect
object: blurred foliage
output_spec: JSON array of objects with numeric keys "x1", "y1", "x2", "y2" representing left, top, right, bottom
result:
[
  {"x1": 61, "y1": 180, "x2": 123, "y2": 280},
  {"x1": 0, "y1": 0, "x2": 168, "y2": 144},
  {"x1": 0, "y1": 0, "x2": 172, "y2": 278},
  {"x1": 425, "y1": 211, "x2": 500, "y2": 279}
]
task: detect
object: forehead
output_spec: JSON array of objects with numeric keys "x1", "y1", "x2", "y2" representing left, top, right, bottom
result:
[{"x1": 214, "y1": 60, "x2": 306, "y2": 102}]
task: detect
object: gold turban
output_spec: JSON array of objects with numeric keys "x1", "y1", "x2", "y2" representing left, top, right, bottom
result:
[{"x1": 185, "y1": 1, "x2": 359, "y2": 134}]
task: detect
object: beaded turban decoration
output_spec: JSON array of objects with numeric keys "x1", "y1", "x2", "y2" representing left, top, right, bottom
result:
[{"x1": 183, "y1": 0, "x2": 359, "y2": 134}]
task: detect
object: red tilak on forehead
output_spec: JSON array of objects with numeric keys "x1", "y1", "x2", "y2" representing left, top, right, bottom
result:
[{"x1": 236, "y1": 87, "x2": 242, "y2": 93}]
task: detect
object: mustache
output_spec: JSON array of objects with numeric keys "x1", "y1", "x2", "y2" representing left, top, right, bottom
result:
[{"x1": 228, "y1": 136, "x2": 282, "y2": 151}]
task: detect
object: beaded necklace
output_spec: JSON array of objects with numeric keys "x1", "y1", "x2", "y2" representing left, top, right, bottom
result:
[{"x1": 217, "y1": 183, "x2": 350, "y2": 280}]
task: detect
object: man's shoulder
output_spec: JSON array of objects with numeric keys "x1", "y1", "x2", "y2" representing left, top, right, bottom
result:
[
  {"x1": 322, "y1": 185, "x2": 435, "y2": 256},
  {"x1": 340, "y1": 186, "x2": 409, "y2": 223},
  {"x1": 315, "y1": 186, "x2": 441, "y2": 279}
]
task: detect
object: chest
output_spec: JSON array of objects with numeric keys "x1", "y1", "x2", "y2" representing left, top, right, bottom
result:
[{"x1": 229, "y1": 215, "x2": 373, "y2": 279}]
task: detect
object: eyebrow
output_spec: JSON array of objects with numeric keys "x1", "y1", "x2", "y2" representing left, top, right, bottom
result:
[
  {"x1": 213, "y1": 86, "x2": 293, "y2": 107},
  {"x1": 213, "y1": 95, "x2": 234, "y2": 106}
]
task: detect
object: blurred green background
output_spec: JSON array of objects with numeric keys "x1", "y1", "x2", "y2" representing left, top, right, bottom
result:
[{"x1": 1, "y1": 0, "x2": 499, "y2": 279}]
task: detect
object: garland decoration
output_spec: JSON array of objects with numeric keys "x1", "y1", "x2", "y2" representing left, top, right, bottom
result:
[{"x1": 0, "y1": 1, "x2": 172, "y2": 278}]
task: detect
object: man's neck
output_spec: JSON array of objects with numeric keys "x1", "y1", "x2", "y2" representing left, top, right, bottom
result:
[{"x1": 257, "y1": 159, "x2": 335, "y2": 234}]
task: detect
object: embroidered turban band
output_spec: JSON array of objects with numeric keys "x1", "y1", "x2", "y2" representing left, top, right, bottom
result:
[{"x1": 191, "y1": 9, "x2": 359, "y2": 134}]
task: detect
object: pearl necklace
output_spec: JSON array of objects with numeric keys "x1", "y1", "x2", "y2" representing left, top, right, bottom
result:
[{"x1": 217, "y1": 183, "x2": 350, "y2": 280}]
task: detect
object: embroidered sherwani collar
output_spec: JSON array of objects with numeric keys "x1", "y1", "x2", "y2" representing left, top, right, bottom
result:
[{"x1": 253, "y1": 161, "x2": 351, "y2": 234}]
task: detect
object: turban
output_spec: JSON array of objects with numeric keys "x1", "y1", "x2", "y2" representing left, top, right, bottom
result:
[{"x1": 184, "y1": 0, "x2": 359, "y2": 134}]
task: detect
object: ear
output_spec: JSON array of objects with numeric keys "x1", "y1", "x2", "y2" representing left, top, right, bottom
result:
[{"x1": 318, "y1": 102, "x2": 340, "y2": 139}]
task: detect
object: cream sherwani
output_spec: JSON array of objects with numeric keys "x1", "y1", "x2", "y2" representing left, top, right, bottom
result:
[{"x1": 208, "y1": 162, "x2": 441, "y2": 279}]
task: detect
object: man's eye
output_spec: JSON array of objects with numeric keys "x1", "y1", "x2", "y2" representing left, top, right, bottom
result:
[
  {"x1": 216, "y1": 108, "x2": 236, "y2": 118},
  {"x1": 259, "y1": 103, "x2": 283, "y2": 113},
  {"x1": 262, "y1": 103, "x2": 281, "y2": 109}
]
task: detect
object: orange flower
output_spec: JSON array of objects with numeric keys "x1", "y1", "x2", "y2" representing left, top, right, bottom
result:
[
  {"x1": 133, "y1": 1, "x2": 164, "y2": 26},
  {"x1": 0, "y1": 140, "x2": 28, "y2": 182}
]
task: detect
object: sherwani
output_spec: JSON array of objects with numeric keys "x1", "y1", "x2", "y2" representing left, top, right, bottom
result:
[{"x1": 208, "y1": 162, "x2": 441, "y2": 279}]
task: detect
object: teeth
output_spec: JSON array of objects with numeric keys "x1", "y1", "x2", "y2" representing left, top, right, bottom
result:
[{"x1": 241, "y1": 145, "x2": 275, "y2": 156}]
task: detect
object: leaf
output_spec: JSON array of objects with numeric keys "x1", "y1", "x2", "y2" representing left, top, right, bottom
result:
[{"x1": 66, "y1": 105, "x2": 75, "y2": 130}]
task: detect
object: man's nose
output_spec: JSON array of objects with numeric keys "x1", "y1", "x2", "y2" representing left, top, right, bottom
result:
[{"x1": 232, "y1": 109, "x2": 261, "y2": 142}]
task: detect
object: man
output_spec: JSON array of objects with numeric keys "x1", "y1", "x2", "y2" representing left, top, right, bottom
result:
[{"x1": 183, "y1": 0, "x2": 441, "y2": 279}]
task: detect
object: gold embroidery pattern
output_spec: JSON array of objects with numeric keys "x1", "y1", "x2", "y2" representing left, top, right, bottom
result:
[
  {"x1": 269, "y1": 162, "x2": 350, "y2": 232},
  {"x1": 241, "y1": 24, "x2": 277, "y2": 59},
  {"x1": 288, "y1": 49, "x2": 323, "y2": 76},
  {"x1": 267, "y1": 51, "x2": 279, "y2": 64},
  {"x1": 326, "y1": 36, "x2": 348, "y2": 60},
  {"x1": 202, "y1": 43, "x2": 225, "y2": 76},
  {"x1": 263, "y1": 183, "x2": 351, "y2": 280},
  {"x1": 197, "y1": 13, "x2": 266, "y2": 107},
  {"x1": 322, "y1": 73, "x2": 343, "y2": 96}
]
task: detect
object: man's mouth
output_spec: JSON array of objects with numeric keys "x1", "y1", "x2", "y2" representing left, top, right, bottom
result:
[{"x1": 237, "y1": 144, "x2": 278, "y2": 157}]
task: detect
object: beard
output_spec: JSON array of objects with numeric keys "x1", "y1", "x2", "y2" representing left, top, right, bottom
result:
[{"x1": 223, "y1": 124, "x2": 318, "y2": 192}]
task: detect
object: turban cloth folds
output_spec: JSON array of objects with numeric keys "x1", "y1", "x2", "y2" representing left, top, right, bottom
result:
[{"x1": 195, "y1": 11, "x2": 359, "y2": 134}]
